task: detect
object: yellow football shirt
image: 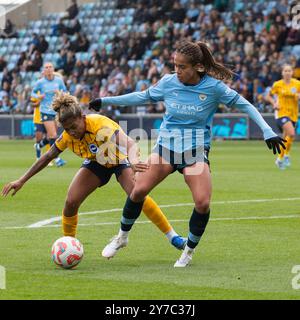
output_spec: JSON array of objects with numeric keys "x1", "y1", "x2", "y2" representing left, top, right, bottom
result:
[
  {"x1": 55, "y1": 114, "x2": 127, "y2": 168},
  {"x1": 31, "y1": 96, "x2": 42, "y2": 125},
  {"x1": 270, "y1": 78, "x2": 300, "y2": 122}
]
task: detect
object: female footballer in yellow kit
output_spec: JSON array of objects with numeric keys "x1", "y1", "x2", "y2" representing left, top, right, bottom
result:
[
  {"x1": 266, "y1": 64, "x2": 300, "y2": 169},
  {"x1": 31, "y1": 93, "x2": 51, "y2": 160},
  {"x1": 2, "y1": 92, "x2": 186, "y2": 251}
]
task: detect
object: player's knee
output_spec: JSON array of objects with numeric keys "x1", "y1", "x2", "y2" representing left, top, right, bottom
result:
[
  {"x1": 130, "y1": 186, "x2": 149, "y2": 202},
  {"x1": 194, "y1": 198, "x2": 210, "y2": 213},
  {"x1": 288, "y1": 132, "x2": 296, "y2": 140}
]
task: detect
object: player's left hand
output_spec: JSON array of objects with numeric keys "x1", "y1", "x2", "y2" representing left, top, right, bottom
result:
[
  {"x1": 89, "y1": 98, "x2": 102, "y2": 112},
  {"x1": 131, "y1": 162, "x2": 150, "y2": 173},
  {"x1": 265, "y1": 136, "x2": 287, "y2": 155},
  {"x1": 1, "y1": 180, "x2": 25, "y2": 197}
]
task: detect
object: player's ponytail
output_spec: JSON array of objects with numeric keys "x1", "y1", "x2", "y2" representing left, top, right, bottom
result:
[
  {"x1": 176, "y1": 40, "x2": 233, "y2": 81},
  {"x1": 196, "y1": 42, "x2": 233, "y2": 80},
  {"x1": 52, "y1": 91, "x2": 82, "y2": 124}
]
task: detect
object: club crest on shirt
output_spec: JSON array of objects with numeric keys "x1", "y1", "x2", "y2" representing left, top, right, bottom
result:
[
  {"x1": 199, "y1": 94, "x2": 207, "y2": 101},
  {"x1": 89, "y1": 144, "x2": 99, "y2": 154},
  {"x1": 83, "y1": 159, "x2": 91, "y2": 165},
  {"x1": 291, "y1": 87, "x2": 297, "y2": 94}
]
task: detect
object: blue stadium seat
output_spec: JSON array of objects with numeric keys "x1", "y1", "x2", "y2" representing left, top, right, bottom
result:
[
  {"x1": 18, "y1": 29, "x2": 27, "y2": 38},
  {"x1": 7, "y1": 62, "x2": 16, "y2": 71}
]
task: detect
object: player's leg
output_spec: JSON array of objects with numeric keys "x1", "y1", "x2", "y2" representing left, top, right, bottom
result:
[
  {"x1": 116, "y1": 166, "x2": 186, "y2": 249},
  {"x1": 123, "y1": 153, "x2": 174, "y2": 231},
  {"x1": 34, "y1": 128, "x2": 43, "y2": 159},
  {"x1": 43, "y1": 119, "x2": 66, "y2": 167},
  {"x1": 174, "y1": 162, "x2": 212, "y2": 267},
  {"x1": 102, "y1": 153, "x2": 174, "y2": 259},
  {"x1": 34, "y1": 124, "x2": 49, "y2": 150},
  {"x1": 275, "y1": 118, "x2": 288, "y2": 169},
  {"x1": 282, "y1": 121, "x2": 296, "y2": 167},
  {"x1": 62, "y1": 167, "x2": 102, "y2": 237}
]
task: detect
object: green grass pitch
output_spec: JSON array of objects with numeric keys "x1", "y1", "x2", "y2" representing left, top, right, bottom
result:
[{"x1": 0, "y1": 139, "x2": 300, "y2": 300}]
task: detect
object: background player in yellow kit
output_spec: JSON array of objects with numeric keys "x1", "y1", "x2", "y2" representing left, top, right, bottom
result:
[
  {"x1": 31, "y1": 93, "x2": 50, "y2": 161},
  {"x1": 266, "y1": 64, "x2": 300, "y2": 169},
  {"x1": 2, "y1": 92, "x2": 186, "y2": 251}
]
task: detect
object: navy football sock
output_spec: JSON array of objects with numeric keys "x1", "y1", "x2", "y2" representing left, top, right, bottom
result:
[
  {"x1": 39, "y1": 138, "x2": 49, "y2": 148},
  {"x1": 121, "y1": 197, "x2": 144, "y2": 232},
  {"x1": 187, "y1": 208, "x2": 210, "y2": 249}
]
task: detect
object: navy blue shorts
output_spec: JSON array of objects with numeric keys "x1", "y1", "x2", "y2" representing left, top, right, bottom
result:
[
  {"x1": 153, "y1": 144, "x2": 210, "y2": 174},
  {"x1": 276, "y1": 117, "x2": 296, "y2": 132},
  {"x1": 41, "y1": 113, "x2": 56, "y2": 122},
  {"x1": 34, "y1": 123, "x2": 47, "y2": 134},
  {"x1": 81, "y1": 160, "x2": 131, "y2": 186}
]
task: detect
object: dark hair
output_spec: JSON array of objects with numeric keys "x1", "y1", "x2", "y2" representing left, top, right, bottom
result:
[{"x1": 176, "y1": 40, "x2": 233, "y2": 80}]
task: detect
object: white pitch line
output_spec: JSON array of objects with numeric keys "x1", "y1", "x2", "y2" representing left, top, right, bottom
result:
[
  {"x1": 2, "y1": 214, "x2": 300, "y2": 230},
  {"x1": 26, "y1": 197, "x2": 300, "y2": 229}
]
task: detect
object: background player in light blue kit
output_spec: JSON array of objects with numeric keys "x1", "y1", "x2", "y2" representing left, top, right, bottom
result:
[
  {"x1": 89, "y1": 40, "x2": 286, "y2": 267},
  {"x1": 31, "y1": 62, "x2": 67, "y2": 167}
]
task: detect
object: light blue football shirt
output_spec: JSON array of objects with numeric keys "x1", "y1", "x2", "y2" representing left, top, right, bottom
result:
[
  {"x1": 31, "y1": 76, "x2": 67, "y2": 116},
  {"x1": 102, "y1": 74, "x2": 276, "y2": 152}
]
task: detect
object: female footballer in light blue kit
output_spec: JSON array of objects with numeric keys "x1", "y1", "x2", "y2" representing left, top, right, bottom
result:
[{"x1": 89, "y1": 40, "x2": 286, "y2": 267}]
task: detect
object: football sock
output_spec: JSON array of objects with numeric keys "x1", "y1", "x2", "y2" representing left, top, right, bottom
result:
[
  {"x1": 284, "y1": 135, "x2": 294, "y2": 156},
  {"x1": 62, "y1": 213, "x2": 78, "y2": 237},
  {"x1": 35, "y1": 142, "x2": 41, "y2": 159},
  {"x1": 166, "y1": 229, "x2": 178, "y2": 242},
  {"x1": 187, "y1": 208, "x2": 210, "y2": 249},
  {"x1": 39, "y1": 138, "x2": 49, "y2": 148},
  {"x1": 142, "y1": 196, "x2": 173, "y2": 235},
  {"x1": 45, "y1": 144, "x2": 51, "y2": 152},
  {"x1": 278, "y1": 140, "x2": 285, "y2": 160},
  {"x1": 121, "y1": 197, "x2": 144, "y2": 232},
  {"x1": 49, "y1": 138, "x2": 56, "y2": 147}
]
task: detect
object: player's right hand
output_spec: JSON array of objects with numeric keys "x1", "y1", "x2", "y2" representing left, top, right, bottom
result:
[
  {"x1": 1, "y1": 180, "x2": 24, "y2": 197},
  {"x1": 89, "y1": 98, "x2": 102, "y2": 112},
  {"x1": 131, "y1": 162, "x2": 150, "y2": 173}
]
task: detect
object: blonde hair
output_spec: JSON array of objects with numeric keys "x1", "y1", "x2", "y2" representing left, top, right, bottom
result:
[
  {"x1": 52, "y1": 91, "x2": 82, "y2": 124},
  {"x1": 282, "y1": 64, "x2": 293, "y2": 71}
]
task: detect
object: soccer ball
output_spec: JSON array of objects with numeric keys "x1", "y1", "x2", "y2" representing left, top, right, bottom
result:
[{"x1": 51, "y1": 236, "x2": 84, "y2": 269}]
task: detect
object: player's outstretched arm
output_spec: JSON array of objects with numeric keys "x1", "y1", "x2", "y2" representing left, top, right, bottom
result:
[
  {"x1": 1, "y1": 145, "x2": 61, "y2": 197},
  {"x1": 230, "y1": 95, "x2": 286, "y2": 154},
  {"x1": 89, "y1": 90, "x2": 152, "y2": 112}
]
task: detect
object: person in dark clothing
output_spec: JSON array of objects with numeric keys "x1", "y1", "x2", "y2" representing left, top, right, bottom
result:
[
  {"x1": 17, "y1": 52, "x2": 27, "y2": 68},
  {"x1": 0, "y1": 56, "x2": 7, "y2": 72},
  {"x1": 65, "y1": 19, "x2": 81, "y2": 36},
  {"x1": 26, "y1": 51, "x2": 43, "y2": 72},
  {"x1": 37, "y1": 35, "x2": 49, "y2": 54},
  {"x1": 0, "y1": 19, "x2": 18, "y2": 38},
  {"x1": 167, "y1": 1, "x2": 186, "y2": 23},
  {"x1": 63, "y1": 0, "x2": 79, "y2": 20}
]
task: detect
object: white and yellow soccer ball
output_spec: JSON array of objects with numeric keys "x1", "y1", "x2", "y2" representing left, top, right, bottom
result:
[{"x1": 51, "y1": 236, "x2": 84, "y2": 269}]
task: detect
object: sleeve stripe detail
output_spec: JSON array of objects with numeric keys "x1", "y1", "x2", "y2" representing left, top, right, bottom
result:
[{"x1": 227, "y1": 94, "x2": 240, "y2": 107}]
